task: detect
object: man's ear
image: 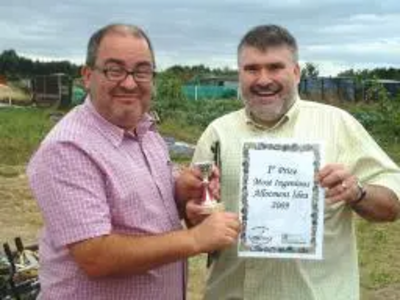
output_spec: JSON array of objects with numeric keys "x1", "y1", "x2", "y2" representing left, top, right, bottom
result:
[
  {"x1": 81, "y1": 66, "x2": 92, "y2": 90},
  {"x1": 294, "y1": 63, "x2": 301, "y2": 85}
]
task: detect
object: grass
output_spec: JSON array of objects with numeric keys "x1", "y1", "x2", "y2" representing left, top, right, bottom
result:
[
  {"x1": 188, "y1": 255, "x2": 208, "y2": 300},
  {"x1": 357, "y1": 219, "x2": 400, "y2": 286},
  {"x1": 158, "y1": 117, "x2": 203, "y2": 144},
  {"x1": 0, "y1": 107, "x2": 53, "y2": 166}
]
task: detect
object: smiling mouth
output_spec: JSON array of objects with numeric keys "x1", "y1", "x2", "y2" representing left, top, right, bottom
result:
[
  {"x1": 114, "y1": 94, "x2": 139, "y2": 98},
  {"x1": 113, "y1": 94, "x2": 141, "y2": 100},
  {"x1": 254, "y1": 91, "x2": 278, "y2": 97},
  {"x1": 113, "y1": 95, "x2": 140, "y2": 105},
  {"x1": 251, "y1": 88, "x2": 282, "y2": 100},
  {"x1": 251, "y1": 84, "x2": 282, "y2": 98}
]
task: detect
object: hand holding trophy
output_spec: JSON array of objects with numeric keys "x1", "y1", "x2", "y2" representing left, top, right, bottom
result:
[{"x1": 194, "y1": 161, "x2": 224, "y2": 214}]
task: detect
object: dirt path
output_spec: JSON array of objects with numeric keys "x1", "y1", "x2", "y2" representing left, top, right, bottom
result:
[
  {"x1": 0, "y1": 166, "x2": 42, "y2": 247},
  {"x1": 363, "y1": 285, "x2": 400, "y2": 300}
]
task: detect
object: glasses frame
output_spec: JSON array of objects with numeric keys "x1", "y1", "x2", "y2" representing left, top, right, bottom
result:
[{"x1": 93, "y1": 65, "x2": 156, "y2": 83}]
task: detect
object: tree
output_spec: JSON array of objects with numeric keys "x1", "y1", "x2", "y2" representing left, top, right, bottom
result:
[
  {"x1": 153, "y1": 72, "x2": 187, "y2": 118},
  {"x1": 338, "y1": 67, "x2": 400, "y2": 81},
  {"x1": 0, "y1": 49, "x2": 20, "y2": 79},
  {"x1": 0, "y1": 49, "x2": 82, "y2": 79},
  {"x1": 301, "y1": 62, "x2": 319, "y2": 79}
]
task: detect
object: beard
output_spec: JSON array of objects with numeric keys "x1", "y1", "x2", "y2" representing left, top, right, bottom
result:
[{"x1": 243, "y1": 83, "x2": 297, "y2": 125}]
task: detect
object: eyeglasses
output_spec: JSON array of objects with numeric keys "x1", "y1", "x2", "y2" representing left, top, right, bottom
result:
[{"x1": 93, "y1": 65, "x2": 155, "y2": 83}]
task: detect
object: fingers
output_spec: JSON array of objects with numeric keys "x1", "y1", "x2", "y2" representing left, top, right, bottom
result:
[
  {"x1": 190, "y1": 211, "x2": 241, "y2": 253},
  {"x1": 175, "y1": 167, "x2": 205, "y2": 203},
  {"x1": 186, "y1": 200, "x2": 207, "y2": 225},
  {"x1": 206, "y1": 213, "x2": 240, "y2": 249},
  {"x1": 208, "y1": 166, "x2": 221, "y2": 200},
  {"x1": 208, "y1": 179, "x2": 221, "y2": 200},
  {"x1": 183, "y1": 167, "x2": 203, "y2": 189},
  {"x1": 210, "y1": 165, "x2": 220, "y2": 180},
  {"x1": 318, "y1": 164, "x2": 348, "y2": 188},
  {"x1": 325, "y1": 177, "x2": 358, "y2": 204},
  {"x1": 318, "y1": 163, "x2": 360, "y2": 204},
  {"x1": 184, "y1": 165, "x2": 203, "y2": 179},
  {"x1": 226, "y1": 218, "x2": 242, "y2": 237},
  {"x1": 223, "y1": 227, "x2": 240, "y2": 244}
]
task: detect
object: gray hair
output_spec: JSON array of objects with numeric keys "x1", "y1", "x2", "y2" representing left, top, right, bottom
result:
[
  {"x1": 238, "y1": 24, "x2": 298, "y2": 62},
  {"x1": 85, "y1": 23, "x2": 155, "y2": 68}
]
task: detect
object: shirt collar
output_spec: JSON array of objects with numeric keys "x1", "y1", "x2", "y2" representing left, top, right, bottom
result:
[
  {"x1": 244, "y1": 95, "x2": 300, "y2": 130},
  {"x1": 83, "y1": 97, "x2": 156, "y2": 147}
]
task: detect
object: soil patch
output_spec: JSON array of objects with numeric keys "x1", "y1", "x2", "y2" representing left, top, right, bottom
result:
[{"x1": 0, "y1": 166, "x2": 42, "y2": 247}]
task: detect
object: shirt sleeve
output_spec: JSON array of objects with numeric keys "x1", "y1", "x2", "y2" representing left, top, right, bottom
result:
[
  {"x1": 28, "y1": 141, "x2": 112, "y2": 248},
  {"x1": 337, "y1": 111, "x2": 400, "y2": 200},
  {"x1": 192, "y1": 124, "x2": 219, "y2": 164}
]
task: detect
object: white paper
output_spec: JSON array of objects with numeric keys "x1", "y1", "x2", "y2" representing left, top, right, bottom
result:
[{"x1": 238, "y1": 139, "x2": 325, "y2": 259}]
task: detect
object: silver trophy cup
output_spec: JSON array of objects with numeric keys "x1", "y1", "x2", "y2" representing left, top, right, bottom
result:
[{"x1": 194, "y1": 161, "x2": 223, "y2": 214}]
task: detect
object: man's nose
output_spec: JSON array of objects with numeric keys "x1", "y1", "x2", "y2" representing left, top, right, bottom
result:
[
  {"x1": 119, "y1": 73, "x2": 139, "y2": 89},
  {"x1": 256, "y1": 69, "x2": 272, "y2": 85}
]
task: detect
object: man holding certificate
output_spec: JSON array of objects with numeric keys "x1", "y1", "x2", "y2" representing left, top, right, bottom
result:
[{"x1": 187, "y1": 24, "x2": 400, "y2": 300}]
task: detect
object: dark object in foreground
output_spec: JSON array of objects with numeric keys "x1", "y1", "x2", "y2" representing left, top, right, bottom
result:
[{"x1": 0, "y1": 237, "x2": 40, "y2": 300}]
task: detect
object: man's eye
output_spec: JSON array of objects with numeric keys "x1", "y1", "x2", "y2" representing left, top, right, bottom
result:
[
  {"x1": 269, "y1": 64, "x2": 284, "y2": 71},
  {"x1": 107, "y1": 69, "x2": 125, "y2": 76},
  {"x1": 136, "y1": 70, "x2": 152, "y2": 77},
  {"x1": 244, "y1": 66, "x2": 260, "y2": 74},
  {"x1": 136, "y1": 68, "x2": 153, "y2": 74},
  {"x1": 246, "y1": 69, "x2": 259, "y2": 75}
]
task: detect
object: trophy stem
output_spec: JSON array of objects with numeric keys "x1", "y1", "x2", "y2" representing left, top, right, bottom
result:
[{"x1": 203, "y1": 183, "x2": 213, "y2": 204}]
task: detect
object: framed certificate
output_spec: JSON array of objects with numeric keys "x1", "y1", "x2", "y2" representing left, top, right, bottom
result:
[{"x1": 238, "y1": 139, "x2": 325, "y2": 259}]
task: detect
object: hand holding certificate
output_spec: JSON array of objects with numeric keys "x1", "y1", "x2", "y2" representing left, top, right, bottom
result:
[{"x1": 238, "y1": 139, "x2": 325, "y2": 259}]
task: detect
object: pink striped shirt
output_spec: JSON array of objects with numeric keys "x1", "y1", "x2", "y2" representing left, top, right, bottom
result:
[{"x1": 28, "y1": 98, "x2": 185, "y2": 299}]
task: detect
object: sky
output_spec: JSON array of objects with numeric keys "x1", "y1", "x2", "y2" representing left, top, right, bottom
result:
[{"x1": 0, "y1": 0, "x2": 399, "y2": 76}]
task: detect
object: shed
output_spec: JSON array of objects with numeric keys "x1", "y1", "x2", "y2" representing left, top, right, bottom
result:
[{"x1": 31, "y1": 73, "x2": 72, "y2": 108}]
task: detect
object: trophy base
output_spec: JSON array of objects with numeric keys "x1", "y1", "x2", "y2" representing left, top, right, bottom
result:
[{"x1": 200, "y1": 201, "x2": 225, "y2": 215}]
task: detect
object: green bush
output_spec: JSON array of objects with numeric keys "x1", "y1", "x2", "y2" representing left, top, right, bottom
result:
[
  {"x1": 185, "y1": 99, "x2": 242, "y2": 128},
  {"x1": 154, "y1": 72, "x2": 243, "y2": 134},
  {"x1": 153, "y1": 72, "x2": 189, "y2": 119},
  {"x1": 349, "y1": 79, "x2": 400, "y2": 146}
]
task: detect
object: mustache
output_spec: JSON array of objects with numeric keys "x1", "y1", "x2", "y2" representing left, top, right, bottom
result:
[
  {"x1": 110, "y1": 86, "x2": 140, "y2": 95},
  {"x1": 250, "y1": 82, "x2": 282, "y2": 94}
]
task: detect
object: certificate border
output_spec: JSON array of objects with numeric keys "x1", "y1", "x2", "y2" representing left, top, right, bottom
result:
[{"x1": 239, "y1": 141, "x2": 321, "y2": 255}]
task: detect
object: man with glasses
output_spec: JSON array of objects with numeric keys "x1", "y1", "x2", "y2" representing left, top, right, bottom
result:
[{"x1": 27, "y1": 23, "x2": 240, "y2": 300}]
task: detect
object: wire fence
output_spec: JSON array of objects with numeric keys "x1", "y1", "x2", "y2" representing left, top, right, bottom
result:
[
  {"x1": 299, "y1": 77, "x2": 400, "y2": 103},
  {"x1": 182, "y1": 78, "x2": 400, "y2": 102}
]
